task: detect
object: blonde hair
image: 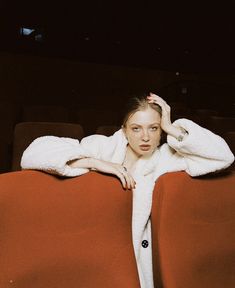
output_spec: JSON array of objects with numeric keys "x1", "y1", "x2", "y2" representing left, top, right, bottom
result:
[{"x1": 122, "y1": 96, "x2": 162, "y2": 127}]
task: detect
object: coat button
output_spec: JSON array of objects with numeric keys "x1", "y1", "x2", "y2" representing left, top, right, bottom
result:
[{"x1": 142, "y1": 240, "x2": 149, "y2": 248}]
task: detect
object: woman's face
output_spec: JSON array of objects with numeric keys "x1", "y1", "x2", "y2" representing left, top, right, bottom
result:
[{"x1": 123, "y1": 107, "x2": 162, "y2": 157}]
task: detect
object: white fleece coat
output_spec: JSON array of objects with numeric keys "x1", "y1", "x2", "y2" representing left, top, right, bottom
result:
[{"x1": 21, "y1": 119, "x2": 234, "y2": 288}]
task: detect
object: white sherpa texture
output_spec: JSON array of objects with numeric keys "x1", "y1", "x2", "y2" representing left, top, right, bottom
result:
[
  {"x1": 21, "y1": 136, "x2": 90, "y2": 176},
  {"x1": 167, "y1": 118, "x2": 234, "y2": 176}
]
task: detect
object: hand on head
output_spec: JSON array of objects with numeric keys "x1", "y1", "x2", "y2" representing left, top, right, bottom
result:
[{"x1": 147, "y1": 92, "x2": 172, "y2": 133}]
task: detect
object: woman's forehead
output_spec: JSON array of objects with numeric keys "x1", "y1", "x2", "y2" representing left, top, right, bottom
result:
[{"x1": 127, "y1": 108, "x2": 161, "y2": 125}]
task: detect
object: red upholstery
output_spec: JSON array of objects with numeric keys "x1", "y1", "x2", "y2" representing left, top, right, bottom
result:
[
  {"x1": 152, "y1": 171, "x2": 235, "y2": 288},
  {"x1": 0, "y1": 171, "x2": 140, "y2": 288},
  {"x1": 1, "y1": 169, "x2": 235, "y2": 287}
]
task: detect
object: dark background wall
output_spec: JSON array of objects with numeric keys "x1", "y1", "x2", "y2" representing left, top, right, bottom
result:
[
  {"x1": 0, "y1": 51, "x2": 233, "y2": 109},
  {"x1": 0, "y1": 50, "x2": 234, "y2": 173}
]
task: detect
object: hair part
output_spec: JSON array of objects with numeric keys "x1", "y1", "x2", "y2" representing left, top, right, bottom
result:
[{"x1": 122, "y1": 96, "x2": 162, "y2": 127}]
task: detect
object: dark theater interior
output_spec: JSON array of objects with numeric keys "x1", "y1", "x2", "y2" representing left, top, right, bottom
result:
[
  {"x1": 1, "y1": 3, "x2": 235, "y2": 288},
  {"x1": 0, "y1": 2, "x2": 234, "y2": 172}
]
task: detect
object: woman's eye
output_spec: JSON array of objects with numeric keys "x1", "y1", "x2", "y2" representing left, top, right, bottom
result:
[
  {"x1": 150, "y1": 127, "x2": 158, "y2": 131},
  {"x1": 132, "y1": 127, "x2": 140, "y2": 132}
]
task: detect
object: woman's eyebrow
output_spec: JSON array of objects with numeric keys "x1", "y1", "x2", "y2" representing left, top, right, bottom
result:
[
  {"x1": 130, "y1": 123, "x2": 140, "y2": 126},
  {"x1": 150, "y1": 122, "x2": 160, "y2": 126},
  {"x1": 130, "y1": 122, "x2": 160, "y2": 126}
]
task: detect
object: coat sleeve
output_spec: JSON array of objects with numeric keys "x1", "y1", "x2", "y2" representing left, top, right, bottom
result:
[
  {"x1": 166, "y1": 118, "x2": 235, "y2": 176},
  {"x1": 20, "y1": 134, "x2": 113, "y2": 177}
]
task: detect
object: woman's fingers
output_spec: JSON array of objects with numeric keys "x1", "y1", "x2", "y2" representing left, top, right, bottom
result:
[
  {"x1": 149, "y1": 92, "x2": 164, "y2": 101},
  {"x1": 117, "y1": 171, "x2": 128, "y2": 189},
  {"x1": 131, "y1": 176, "x2": 136, "y2": 189},
  {"x1": 147, "y1": 92, "x2": 172, "y2": 132},
  {"x1": 125, "y1": 173, "x2": 136, "y2": 190},
  {"x1": 123, "y1": 167, "x2": 136, "y2": 190},
  {"x1": 147, "y1": 93, "x2": 169, "y2": 117},
  {"x1": 93, "y1": 159, "x2": 136, "y2": 191},
  {"x1": 116, "y1": 167, "x2": 136, "y2": 190},
  {"x1": 148, "y1": 93, "x2": 167, "y2": 108}
]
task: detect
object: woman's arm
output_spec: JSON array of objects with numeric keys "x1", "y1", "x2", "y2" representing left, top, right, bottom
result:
[
  {"x1": 21, "y1": 132, "x2": 135, "y2": 189},
  {"x1": 166, "y1": 118, "x2": 234, "y2": 176},
  {"x1": 21, "y1": 135, "x2": 90, "y2": 177},
  {"x1": 147, "y1": 93, "x2": 234, "y2": 176},
  {"x1": 67, "y1": 157, "x2": 135, "y2": 189},
  {"x1": 147, "y1": 92, "x2": 188, "y2": 141}
]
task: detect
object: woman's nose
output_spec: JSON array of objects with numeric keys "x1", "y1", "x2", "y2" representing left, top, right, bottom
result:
[{"x1": 141, "y1": 130, "x2": 150, "y2": 141}]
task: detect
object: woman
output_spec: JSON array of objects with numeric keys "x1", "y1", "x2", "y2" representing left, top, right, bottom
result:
[{"x1": 21, "y1": 93, "x2": 234, "y2": 288}]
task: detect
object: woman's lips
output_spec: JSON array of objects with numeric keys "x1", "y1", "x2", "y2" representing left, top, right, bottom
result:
[{"x1": 139, "y1": 145, "x2": 151, "y2": 151}]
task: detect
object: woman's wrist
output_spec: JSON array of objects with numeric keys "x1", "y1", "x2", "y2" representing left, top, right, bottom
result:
[
  {"x1": 88, "y1": 158, "x2": 98, "y2": 169},
  {"x1": 176, "y1": 127, "x2": 188, "y2": 142},
  {"x1": 165, "y1": 125, "x2": 188, "y2": 141},
  {"x1": 68, "y1": 157, "x2": 96, "y2": 169}
]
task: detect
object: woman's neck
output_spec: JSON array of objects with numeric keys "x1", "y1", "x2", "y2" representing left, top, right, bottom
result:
[{"x1": 123, "y1": 145, "x2": 141, "y2": 173}]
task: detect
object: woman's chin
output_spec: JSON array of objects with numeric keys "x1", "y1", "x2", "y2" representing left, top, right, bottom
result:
[{"x1": 138, "y1": 149, "x2": 153, "y2": 157}]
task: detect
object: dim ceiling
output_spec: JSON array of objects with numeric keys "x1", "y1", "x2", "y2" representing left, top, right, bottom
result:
[{"x1": 0, "y1": 1, "x2": 234, "y2": 73}]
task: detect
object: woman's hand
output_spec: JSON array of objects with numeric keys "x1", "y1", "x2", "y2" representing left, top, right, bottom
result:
[
  {"x1": 147, "y1": 92, "x2": 172, "y2": 133},
  {"x1": 92, "y1": 159, "x2": 136, "y2": 190},
  {"x1": 147, "y1": 92, "x2": 187, "y2": 140},
  {"x1": 68, "y1": 157, "x2": 136, "y2": 190}
]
